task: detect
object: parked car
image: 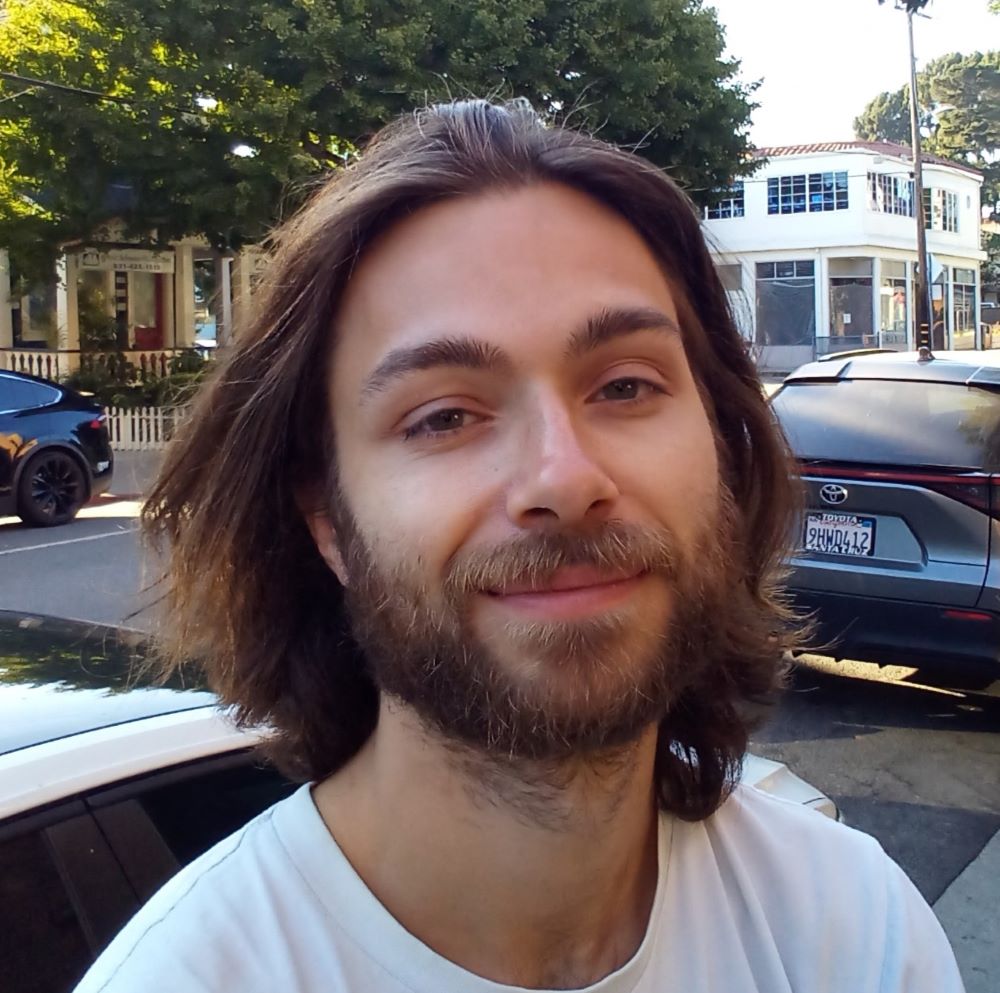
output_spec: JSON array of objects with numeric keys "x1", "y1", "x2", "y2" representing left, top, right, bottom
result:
[
  {"x1": 772, "y1": 349, "x2": 1000, "y2": 674},
  {"x1": 0, "y1": 370, "x2": 113, "y2": 526},
  {"x1": 0, "y1": 610, "x2": 839, "y2": 993}
]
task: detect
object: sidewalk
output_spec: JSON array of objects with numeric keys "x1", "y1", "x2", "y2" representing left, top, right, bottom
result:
[
  {"x1": 934, "y1": 831, "x2": 1000, "y2": 993},
  {"x1": 107, "y1": 450, "x2": 164, "y2": 499}
]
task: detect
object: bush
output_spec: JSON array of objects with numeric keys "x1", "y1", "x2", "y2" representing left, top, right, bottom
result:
[
  {"x1": 168, "y1": 349, "x2": 206, "y2": 375},
  {"x1": 64, "y1": 350, "x2": 213, "y2": 409}
]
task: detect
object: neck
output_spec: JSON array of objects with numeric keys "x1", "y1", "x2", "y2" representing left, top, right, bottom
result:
[{"x1": 313, "y1": 699, "x2": 662, "y2": 989}]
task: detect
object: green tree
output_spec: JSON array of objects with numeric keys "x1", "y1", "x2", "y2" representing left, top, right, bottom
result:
[
  {"x1": 854, "y1": 51, "x2": 1000, "y2": 215},
  {"x1": 854, "y1": 87, "x2": 919, "y2": 145},
  {"x1": 0, "y1": 0, "x2": 757, "y2": 281}
]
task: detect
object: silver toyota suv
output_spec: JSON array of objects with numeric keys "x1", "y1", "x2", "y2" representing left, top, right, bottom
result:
[{"x1": 771, "y1": 349, "x2": 1000, "y2": 675}]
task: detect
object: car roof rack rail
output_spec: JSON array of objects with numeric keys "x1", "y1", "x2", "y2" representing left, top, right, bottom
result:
[{"x1": 817, "y1": 348, "x2": 899, "y2": 363}]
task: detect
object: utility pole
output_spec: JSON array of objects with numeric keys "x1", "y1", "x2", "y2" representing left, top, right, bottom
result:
[{"x1": 880, "y1": 0, "x2": 933, "y2": 350}]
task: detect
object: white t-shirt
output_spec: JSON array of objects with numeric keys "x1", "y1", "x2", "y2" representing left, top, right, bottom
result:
[{"x1": 74, "y1": 782, "x2": 965, "y2": 993}]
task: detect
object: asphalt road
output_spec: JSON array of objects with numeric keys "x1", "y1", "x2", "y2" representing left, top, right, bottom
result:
[
  {"x1": 0, "y1": 498, "x2": 156, "y2": 630},
  {"x1": 2, "y1": 503, "x2": 999, "y2": 988},
  {"x1": 753, "y1": 656, "x2": 1000, "y2": 903}
]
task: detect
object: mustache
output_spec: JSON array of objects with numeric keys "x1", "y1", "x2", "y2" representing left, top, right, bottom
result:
[{"x1": 442, "y1": 521, "x2": 681, "y2": 597}]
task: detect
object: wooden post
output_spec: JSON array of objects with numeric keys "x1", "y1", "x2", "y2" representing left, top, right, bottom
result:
[
  {"x1": 55, "y1": 252, "x2": 81, "y2": 375},
  {"x1": 0, "y1": 250, "x2": 13, "y2": 351}
]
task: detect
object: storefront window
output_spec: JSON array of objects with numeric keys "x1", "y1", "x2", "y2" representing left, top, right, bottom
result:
[
  {"x1": 827, "y1": 257, "x2": 873, "y2": 355},
  {"x1": 931, "y1": 271, "x2": 949, "y2": 350},
  {"x1": 951, "y1": 267, "x2": 976, "y2": 351},
  {"x1": 878, "y1": 260, "x2": 907, "y2": 349},
  {"x1": 755, "y1": 260, "x2": 815, "y2": 348}
]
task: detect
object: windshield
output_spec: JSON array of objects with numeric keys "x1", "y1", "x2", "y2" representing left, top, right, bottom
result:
[
  {"x1": 0, "y1": 612, "x2": 215, "y2": 756},
  {"x1": 772, "y1": 379, "x2": 1000, "y2": 472}
]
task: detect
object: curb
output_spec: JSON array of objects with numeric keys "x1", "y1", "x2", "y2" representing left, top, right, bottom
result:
[{"x1": 85, "y1": 493, "x2": 143, "y2": 508}]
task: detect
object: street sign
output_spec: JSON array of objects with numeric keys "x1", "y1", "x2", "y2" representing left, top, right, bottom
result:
[{"x1": 79, "y1": 248, "x2": 176, "y2": 274}]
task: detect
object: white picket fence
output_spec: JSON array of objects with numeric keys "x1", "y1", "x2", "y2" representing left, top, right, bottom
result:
[{"x1": 106, "y1": 405, "x2": 188, "y2": 451}]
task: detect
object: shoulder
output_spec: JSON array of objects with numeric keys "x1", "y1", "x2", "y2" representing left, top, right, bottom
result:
[
  {"x1": 676, "y1": 782, "x2": 892, "y2": 908},
  {"x1": 663, "y1": 785, "x2": 964, "y2": 991},
  {"x1": 73, "y1": 787, "x2": 310, "y2": 993}
]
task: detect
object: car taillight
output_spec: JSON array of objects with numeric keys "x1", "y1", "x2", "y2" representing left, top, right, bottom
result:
[
  {"x1": 941, "y1": 609, "x2": 994, "y2": 623},
  {"x1": 799, "y1": 464, "x2": 1000, "y2": 521},
  {"x1": 88, "y1": 412, "x2": 107, "y2": 430}
]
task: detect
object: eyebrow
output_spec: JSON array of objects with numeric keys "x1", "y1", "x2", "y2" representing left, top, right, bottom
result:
[
  {"x1": 360, "y1": 337, "x2": 511, "y2": 401},
  {"x1": 359, "y1": 306, "x2": 681, "y2": 402},
  {"x1": 564, "y1": 306, "x2": 681, "y2": 359}
]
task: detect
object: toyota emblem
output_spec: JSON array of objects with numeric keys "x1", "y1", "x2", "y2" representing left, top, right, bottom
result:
[{"x1": 819, "y1": 484, "x2": 849, "y2": 506}]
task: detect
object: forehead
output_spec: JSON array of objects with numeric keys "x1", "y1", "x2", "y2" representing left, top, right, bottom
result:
[{"x1": 331, "y1": 182, "x2": 683, "y2": 380}]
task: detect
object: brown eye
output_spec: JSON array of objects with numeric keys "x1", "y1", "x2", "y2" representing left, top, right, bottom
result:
[
  {"x1": 403, "y1": 408, "x2": 473, "y2": 440},
  {"x1": 601, "y1": 379, "x2": 642, "y2": 400},
  {"x1": 596, "y1": 378, "x2": 662, "y2": 402}
]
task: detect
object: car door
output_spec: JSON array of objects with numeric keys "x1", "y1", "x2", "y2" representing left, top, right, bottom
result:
[
  {"x1": 0, "y1": 800, "x2": 139, "y2": 993},
  {"x1": 0, "y1": 375, "x2": 63, "y2": 506},
  {"x1": 0, "y1": 753, "x2": 294, "y2": 993},
  {"x1": 86, "y1": 752, "x2": 296, "y2": 903}
]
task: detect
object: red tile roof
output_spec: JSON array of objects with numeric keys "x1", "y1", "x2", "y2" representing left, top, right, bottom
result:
[{"x1": 752, "y1": 140, "x2": 982, "y2": 177}]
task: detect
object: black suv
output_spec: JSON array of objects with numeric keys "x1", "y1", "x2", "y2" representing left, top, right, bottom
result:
[
  {"x1": 772, "y1": 349, "x2": 1000, "y2": 675},
  {"x1": 0, "y1": 370, "x2": 114, "y2": 526}
]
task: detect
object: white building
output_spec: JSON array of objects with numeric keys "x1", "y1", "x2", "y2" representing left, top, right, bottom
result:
[{"x1": 703, "y1": 141, "x2": 987, "y2": 374}]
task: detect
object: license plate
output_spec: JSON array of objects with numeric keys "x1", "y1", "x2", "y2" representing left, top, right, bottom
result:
[{"x1": 803, "y1": 512, "x2": 876, "y2": 557}]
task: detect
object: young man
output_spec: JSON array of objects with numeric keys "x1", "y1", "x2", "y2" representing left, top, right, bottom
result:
[{"x1": 77, "y1": 100, "x2": 964, "y2": 992}]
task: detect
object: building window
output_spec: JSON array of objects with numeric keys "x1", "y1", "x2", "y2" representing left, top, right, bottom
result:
[
  {"x1": 717, "y1": 264, "x2": 742, "y2": 291},
  {"x1": 868, "y1": 172, "x2": 915, "y2": 217},
  {"x1": 705, "y1": 182, "x2": 745, "y2": 220},
  {"x1": 755, "y1": 260, "x2": 816, "y2": 347},
  {"x1": 767, "y1": 173, "x2": 848, "y2": 215},
  {"x1": 757, "y1": 261, "x2": 815, "y2": 279},
  {"x1": 879, "y1": 260, "x2": 908, "y2": 348},
  {"x1": 922, "y1": 188, "x2": 959, "y2": 232},
  {"x1": 827, "y1": 257, "x2": 874, "y2": 356},
  {"x1": 951, "y1": 267, "x2": 976, "y2": 350}
]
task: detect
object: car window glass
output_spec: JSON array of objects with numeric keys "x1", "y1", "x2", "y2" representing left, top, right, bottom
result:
[
  {"x1": 773, "y1": 381, "x2": 1000, "y2": 471},
  {"x1": 137, "y1": 760, "x2": 296, "y2": 865},
  {"x1": 0, "y1": 376, "x2": 60, "y2": 412},
  {"x1": 0, "y1": 829, "x2": 92, "y2": 993}
]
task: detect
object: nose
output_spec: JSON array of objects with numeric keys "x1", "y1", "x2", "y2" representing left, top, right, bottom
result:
[{"x1": 505, "y1": 397, "x2": 620, "y2": 528}]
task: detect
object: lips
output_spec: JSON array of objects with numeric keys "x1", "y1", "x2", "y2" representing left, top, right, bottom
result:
[{"x1": 487, "y1": 566, "x2": 641, "y2": 597}]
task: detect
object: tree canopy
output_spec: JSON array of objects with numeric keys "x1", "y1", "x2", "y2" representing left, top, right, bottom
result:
[
  {"x1": 854, "y1": 50, "x2": 1000, "y2": 216},
  {"x1": 0, "y1": 0, "x2": 757, "y2": 280}
]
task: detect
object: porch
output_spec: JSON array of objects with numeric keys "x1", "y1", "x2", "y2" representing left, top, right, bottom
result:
[
  {"x1": 0, "y1": 239, "x2": 265, "y2": 383},
  {"x1": 0, "y1": 346, "x2": 188, "y2": 381}
]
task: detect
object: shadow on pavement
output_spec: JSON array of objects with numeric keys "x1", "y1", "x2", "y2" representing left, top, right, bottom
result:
[{"x1": 755, "y1": 657, "x2": 1000, "y2": 744}]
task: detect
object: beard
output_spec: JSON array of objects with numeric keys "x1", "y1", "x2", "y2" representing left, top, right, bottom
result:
[{"x1": 334, "y1": 486, "x2": 742, "y2": 764}]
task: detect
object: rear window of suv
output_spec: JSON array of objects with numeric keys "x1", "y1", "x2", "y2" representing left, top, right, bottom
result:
[
  {"x1": 772, "y1": 380, "x2": 1000, "y2": 472},
  {"x1": 0, "y1": 375, "x2": 60, "y2": 412}
]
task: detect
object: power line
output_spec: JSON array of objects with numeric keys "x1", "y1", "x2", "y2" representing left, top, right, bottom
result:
[{"x1": 0, "y1": 70, "x2": 200, "y2": 115}]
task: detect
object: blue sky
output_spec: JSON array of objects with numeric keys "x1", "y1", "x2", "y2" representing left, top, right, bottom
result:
[{"x1": 708, "y1": 0, "x2": 999, "y2": 147}]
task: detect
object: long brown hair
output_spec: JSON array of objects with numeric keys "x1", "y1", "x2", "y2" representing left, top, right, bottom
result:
[{"x1": 143, "y1": 99, "x2": 804, "y2": 820}]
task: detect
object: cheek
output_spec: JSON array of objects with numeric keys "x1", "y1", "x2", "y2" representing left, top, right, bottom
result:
[
  {"x1": 337, "y1": 447, "x2": 502, "y2": 575},
  {"x1": 619, "y1": 409, "x2": 719, "y2": 537}
]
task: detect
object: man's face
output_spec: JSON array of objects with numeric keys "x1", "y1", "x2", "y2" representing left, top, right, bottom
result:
[{"x1": 317, "y1": 182, "x2": 731, "y2": 759}]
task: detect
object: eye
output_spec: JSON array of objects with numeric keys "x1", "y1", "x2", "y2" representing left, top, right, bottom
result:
[
  {"x1": 594, "y1": 377, "x2": 664, "y2": 403},
  {"x1": 402, "y1": 407, "x2": 480, "y2": 440}
]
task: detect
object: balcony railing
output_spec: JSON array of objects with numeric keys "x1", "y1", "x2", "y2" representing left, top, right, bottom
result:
[
  {"x1": 1, "y1": 348, "x2": 68, "y2": 380},
  {"x1": 1, "y1": 347, "x2": 187, "y2": 382}
]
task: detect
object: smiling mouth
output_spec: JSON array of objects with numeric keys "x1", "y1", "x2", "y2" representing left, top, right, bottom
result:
[
  {"x1": 488, "y1": 566, "x2": 642, "y2": 596},
  {"x1": 483, "y1": 567, "x2": 648, "y2": 620}
]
